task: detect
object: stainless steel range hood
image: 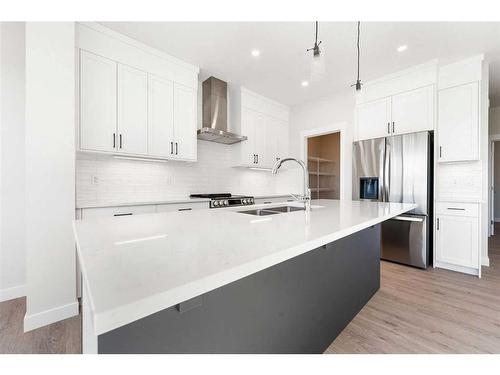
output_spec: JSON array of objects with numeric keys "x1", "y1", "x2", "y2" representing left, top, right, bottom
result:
[{"x1": 198, "y1": 77, "x2": 247, "y2": 144}]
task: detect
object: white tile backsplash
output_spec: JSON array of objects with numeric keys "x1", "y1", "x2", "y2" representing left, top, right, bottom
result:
[
  {"x1": 437, "y1": 161, "x2": 483, "y2": 202},
  {"x1": 76, "y1": 141, "x2": 297, "y2": 207}
]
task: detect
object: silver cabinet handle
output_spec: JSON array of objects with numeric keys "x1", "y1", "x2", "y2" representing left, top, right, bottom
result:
[
  {"x1": 392, "y1": 122, "x2": 395, "y2": 133},
  {"x1": 175, "y1": 142, "x2": 178, "y2": 155},
  {"x1": 256, "y1": 154, "x2": 259, "y2": 164},
  {"x1": 387, "y1": 122, "x2": 390, "y2": 134},
  {"x1": 113, "y1": 133, "x2": 116, "y2": 149},
  {"x1": 170, "y1": 142, "x2": 173, "y2": 154},
  {"x1": 114, "y1": 213, "x2": 132, "y2": 217},
  {"x1": 178, "y1": 208, "x2": 192, "y2": 211},
  {"x1": 119, "y1": 134, "x2": 123, "y2": 149},
  {"x1": 437, "y1": 218, "x2": 440, "y2": 230},
  {"x1": 439, "y1": 146, "x2": 442, "y2": 158},
  {"x1": 447, "y1": 207, "x2": 465, "y2": 211}
]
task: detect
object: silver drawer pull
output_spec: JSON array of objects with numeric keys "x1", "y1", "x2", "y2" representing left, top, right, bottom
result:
[
  {"x1": 178, "y1": 208, "x2": 192, "y2": 211},
  {"x1": 447, "y1": 207, "x2": 466, "y2": 211},
  {"x1": 114, "y1": 213, "x2": 133, "y2": 217},
  {"x1": 392, "y1": 215, "x2": 424, "y2": 222}
]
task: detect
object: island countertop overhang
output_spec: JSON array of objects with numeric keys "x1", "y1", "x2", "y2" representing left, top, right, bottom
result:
[{"x1": 73, "y1": 199, "x2": 417, "y2": 335}]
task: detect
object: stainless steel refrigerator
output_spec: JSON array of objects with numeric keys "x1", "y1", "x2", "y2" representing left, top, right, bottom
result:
[{"x1": 352, "y1": 131, "x2": 433, "y2": 269}]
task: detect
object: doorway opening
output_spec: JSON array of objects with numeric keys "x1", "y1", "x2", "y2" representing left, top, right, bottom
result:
[{"x1": 307, "y1": 132, "x2": 341, "y2": 199}]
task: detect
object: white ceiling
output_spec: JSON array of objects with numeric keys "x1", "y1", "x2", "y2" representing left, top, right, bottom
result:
[{"x1": 101, "y1": 22, "x2": 500, "y2": 107}]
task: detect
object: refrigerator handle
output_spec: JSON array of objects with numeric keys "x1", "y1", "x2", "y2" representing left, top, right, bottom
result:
[{"x1": 384, "y1": 141, "x2": 391, "y2": 202}]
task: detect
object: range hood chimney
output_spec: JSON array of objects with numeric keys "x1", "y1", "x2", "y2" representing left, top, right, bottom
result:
[{"x1": 198, "y1": 77, "x2": 247, "y2": 144}]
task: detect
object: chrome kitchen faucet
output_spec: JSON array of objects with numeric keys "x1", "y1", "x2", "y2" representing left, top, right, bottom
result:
[{"x1": 271, "y1": 158, "x2": 311, "y2": 212}]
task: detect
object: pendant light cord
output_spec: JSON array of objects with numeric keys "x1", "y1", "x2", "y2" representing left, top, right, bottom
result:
[
  {"x1": 315, "y1": 21, "x2": 318, "y2": 45},
  {"x1": 356, "y1": 21, "x2": 360, "y2": 81}
]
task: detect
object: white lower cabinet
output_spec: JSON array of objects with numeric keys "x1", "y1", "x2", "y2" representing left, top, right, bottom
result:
[
  {"x1": 81, "y1": 205, "x2": 156, "y2": 219},
  {"x1": 156, "y1": 202, "x2": 209, "y2": 212},
  {"x1": 80, "y1": 201, "x2": 210, "y2": 219},
  {"x1": 435, "y1": 201, "x2": 480, "y2": 276}
]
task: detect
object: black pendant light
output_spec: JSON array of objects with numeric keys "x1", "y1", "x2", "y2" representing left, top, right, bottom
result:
[
  {"x1": 307, "y1": 21, "x2": 325, "y2": 81},
  {"x1": 352, "y1": 21, "x2": 362, "y2": 91}
]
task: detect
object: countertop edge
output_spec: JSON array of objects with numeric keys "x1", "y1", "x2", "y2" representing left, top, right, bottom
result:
[{"x1": 90, "y1": 203, "x2": 416, "y2": 336}]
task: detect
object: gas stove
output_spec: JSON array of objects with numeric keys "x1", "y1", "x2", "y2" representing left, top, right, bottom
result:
[{"x1": 190, "y1": 193, "x2": 255, "y2": 209}]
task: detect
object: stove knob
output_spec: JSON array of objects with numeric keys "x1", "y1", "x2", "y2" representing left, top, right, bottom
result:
[
  {"x1": 224, "y1": 200, "x2": 229, "y2": 206},
  {"x1": 213, "y1": 200, "x2": 219, "y2": 207}
]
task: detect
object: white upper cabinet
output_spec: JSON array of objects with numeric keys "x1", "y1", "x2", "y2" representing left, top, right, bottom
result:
[
  {"x1": 148, "y1": 75, "x2": 174, "y2": 158},
  {"x1": 276, "y1": 119, "x2": 289, "y2": 162},
  {"x1": 391, "y1": 85, "x2": 434, "y2": 135},
  {"x1": 355, "y1": 85, "x2": 434, "y2": 141},
  {"x1": 173, "y1": 83, "x2": 197, "y2": 161},
  {"x1": 231, "y1": 88, "x2": 289, "y2": 168},
  {"x1": 77, "y1": 24, "x2": 199, "y2": 161},
  {"x1": 79, "y1": 51, "x2": 117, "y2": 152},
  {"x1": 355, "y1": 97, "x2": 391, "y2": 141},
  {"x1": 117, "y1": 65, "x2": 148, "y2": 155},
  {"x1": 239, "y1": 108, "x2": 258, "y2": 166},
  {"x1": 437, "y1": 82, "x2": 479, "y2": 163}
]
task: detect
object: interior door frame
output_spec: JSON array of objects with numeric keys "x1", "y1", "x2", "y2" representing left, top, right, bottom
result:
[
  {"x1": 488, "y1": 134, "x2": 500, "y2": 236},
  {"x1": 300, "y1": 123, "x2": 346, "y2": 200}
]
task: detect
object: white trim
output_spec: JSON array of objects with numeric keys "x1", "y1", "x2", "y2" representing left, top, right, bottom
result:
[
  {"x1": 0, "y1": 284, "x2": 26, "y2": 302},
  {"x1": 363, "y1": 59, "x2": 438, "y2": 88},
  {"x1": 434, "y1": 261, "x2": 480, "y2": 277},
  {"x1": 300, "y1": 123, "x2": 346, "y2": 200},
  {"x1": 77, "y1": 22, "x2": 199, "y2": 73},
  {"x1": 23, "y1": 301, "x2": 79, "y2": 332},
  {"x1": 482, "y1": 256, "x2": 490, "y2": 267}
]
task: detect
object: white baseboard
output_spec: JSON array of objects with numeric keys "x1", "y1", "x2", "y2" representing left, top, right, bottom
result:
[
  {"x1": 434, "y1": 261, "x2": 479, "y2": 277},
  {"x1": 482, "y1": 256, "x2": 490, "y2": 267},
  {"x1": 0, "y1": 284, "x2": 26, "y2": 302},
  {"x1": 24, "y1": 301, "x2": 79, "y2": 332}
]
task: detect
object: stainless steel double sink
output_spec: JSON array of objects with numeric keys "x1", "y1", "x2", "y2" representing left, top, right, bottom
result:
[{"x1": 238, "y1": 205, "x2": 305, "y2": 216}]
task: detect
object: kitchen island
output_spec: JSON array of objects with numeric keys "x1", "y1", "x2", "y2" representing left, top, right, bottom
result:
[{"x1": 73, "y1": 199, "x2": 416, "y2": 354}]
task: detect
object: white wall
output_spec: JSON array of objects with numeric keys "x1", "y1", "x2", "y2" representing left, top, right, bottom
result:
[
  {"x1": 287, "y1": 87, "x2": 356, "y2": 200},
  {"x1": 0, "y1": 23, "x2": 26, "y2": 302},
  {"x1": 24, "y1": 22, "x2": 78, "y2": 331}
]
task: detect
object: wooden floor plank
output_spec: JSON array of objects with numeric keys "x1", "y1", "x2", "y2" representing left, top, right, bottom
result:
[{"x1": 326, "y1": 223, "x2": 500, "y2": 354}]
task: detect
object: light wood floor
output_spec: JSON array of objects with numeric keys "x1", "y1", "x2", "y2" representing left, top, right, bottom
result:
[
  {"x1": 326, "y1": 225, "x2": 500, "y2": 353},
  {"x1": 0, "y1": 297, "x2": 80, "y2": 354},
  {"x1": 1, "y1": 227, "x2": 499, "y2": 354}
]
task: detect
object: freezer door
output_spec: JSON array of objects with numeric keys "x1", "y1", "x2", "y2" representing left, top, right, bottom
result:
[
  {"x1": 352, "y1": 137, "x2": 386, "y2": 202},
  {"x1": 382, "y1": 214, "x2": 428, "y2": 269},
  {"x1": 387, "y1": 132, "x2": 430, "y2": 215}
]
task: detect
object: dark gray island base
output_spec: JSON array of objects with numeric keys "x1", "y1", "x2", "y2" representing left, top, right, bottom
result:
[{"x1": 98, "y1": 224, "x2": 381, "y2": 354}]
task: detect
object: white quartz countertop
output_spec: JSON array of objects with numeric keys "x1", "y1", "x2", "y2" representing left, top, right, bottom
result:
[{"x1": 73, "y1": 199, "x2": 416, "y2": 335}]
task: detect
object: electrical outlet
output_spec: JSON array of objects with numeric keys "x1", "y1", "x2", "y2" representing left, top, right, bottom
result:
[{"x1": 91, "y1": 175, "x2": 99, "y2": 185}]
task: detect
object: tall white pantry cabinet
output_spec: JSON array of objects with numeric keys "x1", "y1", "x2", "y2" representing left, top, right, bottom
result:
[
  {"x1": 77, "y1": 23, "x2": 199, "y2": 161},
  {"x1": 354, "y1": 56, "x2": 487, "y2": 277}
]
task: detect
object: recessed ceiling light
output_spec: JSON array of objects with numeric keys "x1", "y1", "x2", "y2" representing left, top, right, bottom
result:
[
  {"x1": 251, "y1": 49, "x2": 260, "y2": 57},
  {"x1": 301, "y1": 81, "x2": 309, "y2": 87},
  {"x1": 397, "y1": 45, "x2": 408, "y2": 52}
]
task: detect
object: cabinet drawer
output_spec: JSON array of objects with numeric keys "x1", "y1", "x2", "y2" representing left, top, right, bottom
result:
[
  {"x1": 82, "y1": 205, "x2": 156, "y2": 219},
  {"x1": 436, "y1": 202, "x2": 479, "y2": 217},
  {"x1": 156, "y1": 202, "x2": 209, "y2": 212}
]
